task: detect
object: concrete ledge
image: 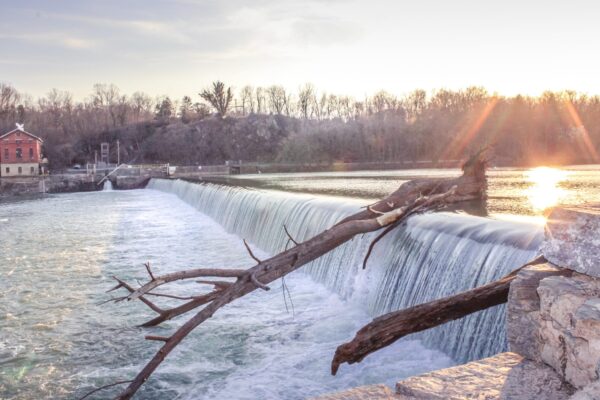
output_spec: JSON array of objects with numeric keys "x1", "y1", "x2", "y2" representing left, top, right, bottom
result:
[
  {"x1": 310, "y1": 384, "x2": 399, "y2": 400},
  {"x1": 395, "y1": 352, "x2": 574, "y2": 400}
]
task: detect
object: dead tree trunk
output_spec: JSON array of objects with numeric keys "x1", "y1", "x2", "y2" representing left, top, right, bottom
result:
[
  {"x1": 330, "y1": 255, "x2": 555, "y2": 374},
  {"x1": 97, "y1": 156, "x2": 487, "y2": 400}
]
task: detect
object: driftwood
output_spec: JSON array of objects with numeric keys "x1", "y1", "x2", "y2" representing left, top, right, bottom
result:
[
  {"x1": 331, "y1": 255, "x2": 551, "y2": 374},
  {"x1": 89, "y1": 155, "x2": 486, "y2": 400}
]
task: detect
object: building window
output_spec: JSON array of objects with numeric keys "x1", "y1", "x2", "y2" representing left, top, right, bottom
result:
[
  {"x1": 3, "y1": 148, "x2": 7, "y2": 160},
  {"x1": 30, "y1": 166, "x2": 35, "y2": 174},
  {"x1": 18, "y1": 167, "x2": 22, "y2": 174},
  {"x1": 29, "y1": 148, "x2": 34, "y2": 159},
  {"x1": 16, "y1": 148, "x2": 22, "y2": 159},
  {"x1": 5, "y1": 167, "x2": 9, "y2": 174},
  {"x1": 16, "y1": 131, "x2": 21, "y2": 136}
]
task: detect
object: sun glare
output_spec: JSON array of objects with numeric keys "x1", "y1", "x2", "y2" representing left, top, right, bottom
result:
[{"x1": 525, "y1": 167, "x2": 569, "y2": 212}]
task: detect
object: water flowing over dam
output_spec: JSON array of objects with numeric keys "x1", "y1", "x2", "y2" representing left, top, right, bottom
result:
[{"x1": 147, "y1": 178, "x2": 543, "y2": 363}]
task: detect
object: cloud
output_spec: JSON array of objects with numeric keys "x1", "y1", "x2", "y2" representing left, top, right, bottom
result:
[
  {"x1": 42, "y1": 13, "x2": 194, "y2": 44},
  {"x1": 0, "y1": 33, "x2": 96, "y2": 50},
  {"x1": 61, "y1": 37, "x2": 95, "y2": 49}
]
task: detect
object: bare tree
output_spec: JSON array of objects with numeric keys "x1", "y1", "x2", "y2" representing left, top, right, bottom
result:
[
  {"x1": 402, "y1": 89, "x2": 427, "y2": 121},
  {"x1": 199, "y1": 81, "x2": 234, "y2": 117},
  {"x1": 298, "y1": 83, "x2": 316, "y2": 119},
  {"x1": 131, "y1": 92, "x2": 154, "y2": 122},
  {"x1": 240, "y1": 86, "x2": 255, "y2": 115},
  {"x1": 0, "y1": 83, "x2": 21, "y2": 128},
  {"x1": 255, "y1": 87, "x2": 266, "y2": 114},
  {"x1": 266, "y1": 85, "x2": 287, "y2": 115}
]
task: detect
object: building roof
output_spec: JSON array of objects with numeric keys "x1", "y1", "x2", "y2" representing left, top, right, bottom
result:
[{"x1": 0, "y1": 128, "x2": 44, "y2": 143}]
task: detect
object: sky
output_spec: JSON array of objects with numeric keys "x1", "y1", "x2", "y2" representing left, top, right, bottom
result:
[{"x1": 1, "y1": 0, "x2": 600, "y2": 101}]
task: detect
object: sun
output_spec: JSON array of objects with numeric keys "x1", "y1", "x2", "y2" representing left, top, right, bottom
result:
[{"x1": 525, "y1": 167, "x2": 569, "y2": 212}]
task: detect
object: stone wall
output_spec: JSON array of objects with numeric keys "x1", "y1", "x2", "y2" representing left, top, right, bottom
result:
[
  {"x1": 0, "y1": 174, "x2": 100, "y2": 199},
  {"x1": 508, "y1": 265, "x2": 600, "y2": 389},
  {"x1": 508, "y1": 205, "x2": 600, "y2": 398},
  {"x1": 0, "y1": 177, "x2": 43, "y2": 199}
]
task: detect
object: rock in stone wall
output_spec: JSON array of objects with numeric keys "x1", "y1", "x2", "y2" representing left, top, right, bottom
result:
[
  {"x1": 507, "y1": 263, "x2": 571, "y2": 362},
  {"x1": 542, "y1": 205, "x2": 600, "y2": 278},
  {"x1": 537, "y1": 273, "x2": 600, "y2": 388},
  {"x1": 508, "y1": 265, "x2": 600, "y2": 390}
]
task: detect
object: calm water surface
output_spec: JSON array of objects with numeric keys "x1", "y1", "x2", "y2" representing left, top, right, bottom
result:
[
  {"x1": 219, "y1": 165, "x2": 600, "y2": 218},
  {"x1": 0, "y1": 189, "x2": 451, "y2": 399}
]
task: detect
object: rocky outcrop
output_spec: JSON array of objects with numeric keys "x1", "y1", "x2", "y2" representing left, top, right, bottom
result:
[
  {"x1": 395, "y1": 352, "x2": 573, "y2": 399},
  {"x1": 542, "y1": 205, "x2": 600, "y2": 278}
]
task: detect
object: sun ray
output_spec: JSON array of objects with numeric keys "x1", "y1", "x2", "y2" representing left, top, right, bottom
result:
[
  {"x1": 564, "y1": 101, "x2": 600, "y2": 162},
  {"x1": 441, "y1": 97, "x2": 498, "y2": 161}
]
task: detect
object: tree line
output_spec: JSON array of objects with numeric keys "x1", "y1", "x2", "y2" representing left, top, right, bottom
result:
[{"x1": 1, "y1": 81, "x2": 599, "y2": 169}]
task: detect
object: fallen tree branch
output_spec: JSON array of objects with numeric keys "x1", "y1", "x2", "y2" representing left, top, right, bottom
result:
[
  {"x1": 330, "y1": 254, "x2": 553, "y2": 374},
  {"x1": 104, "y1": 154, "x2": 487, "y2": 400}
]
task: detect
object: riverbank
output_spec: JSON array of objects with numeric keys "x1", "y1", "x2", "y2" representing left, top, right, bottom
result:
[
  {"x1": 0, "y1": 165, "x2": 165, "y2": 201},
  {"x1": 0, "y1": 175, "x2": 99, "y2": 201}
]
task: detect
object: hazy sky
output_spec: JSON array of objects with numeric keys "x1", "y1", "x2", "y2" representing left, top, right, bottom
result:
[{"x1": 1, "y1": 0, "x2": 599, "y2": 100}]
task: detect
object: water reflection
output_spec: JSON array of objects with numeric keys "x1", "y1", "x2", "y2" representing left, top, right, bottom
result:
[
  {"x1": 221, "y1": 166, "x2": 600, "y2": 217},
  {"x1": 524, "y1": 167, "x2": 569, "y2": 212}
]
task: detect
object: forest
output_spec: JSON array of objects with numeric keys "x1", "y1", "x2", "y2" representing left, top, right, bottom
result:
[{"x1": 0, "y1": 81, "x2": 599, "y2": 170}]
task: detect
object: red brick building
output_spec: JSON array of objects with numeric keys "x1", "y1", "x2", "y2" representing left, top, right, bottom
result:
[{"x1": 0, "y1": 125, "x2": 44, "y2": 177}]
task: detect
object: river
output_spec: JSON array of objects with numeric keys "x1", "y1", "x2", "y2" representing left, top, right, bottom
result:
[
  {"x1": 0, "y1": 188, "x2": 452, "y2": 399},
  {"x1": 0, "y1": 166, "x2": 597, "y2": 399}
]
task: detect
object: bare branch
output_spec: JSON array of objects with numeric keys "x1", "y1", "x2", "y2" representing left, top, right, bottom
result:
[
  {"x1": 126, "y1": 268, "x2": 245, "y2": 301},
  {"x1": 243, "y1": 239, "x2": 262, "y2": 263},
  {"x1": 250, "y1": 272, "x2": 270, "y2": 291},
  {"x1": 140, "y1": 290, "x2": 222, "y2": 327},
  {"x1": 362, "y1": 222, "x2": 400, "y2": 270},
  {"x1": 145, "y1": 335, "x2": 170, "y2": 342},
  {"x1": 76, "y1": 380, "x2": 133, "y2": 400},
  {"x1": 111, "y1": 277, "x2": 164, "y2": 315},
  {"x1": 145, "y1": 292, "x2": 203, "y2": 301},
  {"x1": 283, "y1": 224, "x2": 299, "y2": 245},
  {"x1": 144, "y1": 262, "x2": 156, "y2": 281},
  {"x1": 196, "y1": 280, "x2": 232, "y2": 291}
]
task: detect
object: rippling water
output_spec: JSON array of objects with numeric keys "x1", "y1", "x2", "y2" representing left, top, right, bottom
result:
[{"x1": 0, "y1": 189, "x2": 454, "y2": 399}]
